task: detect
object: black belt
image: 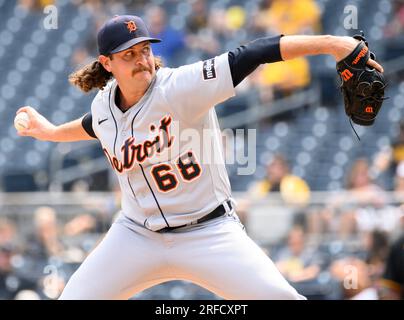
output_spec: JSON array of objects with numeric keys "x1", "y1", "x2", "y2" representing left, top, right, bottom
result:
[{"x1": 157, "y1": 200, "x2": 232, "y2": 233}]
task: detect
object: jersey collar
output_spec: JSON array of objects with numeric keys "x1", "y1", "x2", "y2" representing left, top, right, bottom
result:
[{"x1": 110, "y1": 74, "x2": 158, "y2": 119}]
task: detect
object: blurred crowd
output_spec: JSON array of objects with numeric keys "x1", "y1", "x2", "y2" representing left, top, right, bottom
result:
[
  {"x1": 0, "y1": 191, "x2": 115, "y2": 299},
  {"x1": 241, "y1": 137, "x2": 404, "y2": 299}
]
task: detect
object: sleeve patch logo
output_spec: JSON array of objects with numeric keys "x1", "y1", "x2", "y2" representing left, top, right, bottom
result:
[{"x1": 202, "y1": 58, "x2": 216, "y2": 80}]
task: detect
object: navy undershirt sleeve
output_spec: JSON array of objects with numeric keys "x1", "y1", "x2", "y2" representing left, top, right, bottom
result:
[
  {"x1": 82, "y1": 112, "x2": 97, "y2": 139},
  {"x1": 228, "y1": 35, "x2": 284, "y2": 87}
]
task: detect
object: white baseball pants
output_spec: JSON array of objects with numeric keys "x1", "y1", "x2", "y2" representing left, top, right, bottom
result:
[{"x1": 59, "y1": 211, "x2": 306, "y2": 300}]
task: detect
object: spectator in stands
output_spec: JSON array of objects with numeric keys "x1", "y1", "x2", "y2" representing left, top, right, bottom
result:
[
  {"x1": 345, "y1": 158, "x2": 387, "y2": 207},
  {"x1": 349, "y1": 159, "x2": 401, "y2": 239},
  {"x1": 70, "y1": 2, "x2": 109, "y2": 69},
  {"x1": 18, "y1": 0, "x2": 54, "y2": 11},
  {"x1": 362, "y1": 230, "x2": 390, "y2": 281},
  {"x1": 0, "y1": 244, "x2": 19, "y2": 299},
  {"x1": 255, "y1": 56, "x2": 311, "y2": 103},
  {"x1": 25, "y1": 207, "x2": 65, "y2": 264},
  {"x1": 145, "y1": 5, "x2": 186, "y2": 66},
  {"x1": 383, "y1": 0, "x2": 404, "y2": 60},
  {"x1": 310, "y1": 158, "x2": 389, "y2": 238},
  {"x1": 274, "y1": 226, "x2": 322, "y2": 283},
  {"x1": 62, "y1": 179, "x2": 114, "y2": 236},
  {"x1": 0, "y1": 218, "x2": 17, "y2": 248},
  {"x1": 252, "y1": 0, "x2": 321, "y2": 104},
  {"x1": 186, "y1": 0, "x2": 208, "y2": 34},
  {"x1": 0, "y1": 218, "x2": 38, "y2": 299},
  {"x1": 330, "y1": 256, "x2": 378, "y2": 300},
  {"x1": 394, "y1": 161, "x2": 404, "y2": 194},
  {"x1": 388, "y1": 121, "x2": 404, "y2": 170},
  {"x1": 63, "y1": 208, "x2": 111, "y2": 237},
  {"x1": 331, "y1": 231, "x2": 390, "y2": 300},
  {"x1": 76, "y1": 0, "x2": 128, "y2": 17},
  {"x1": 63, "y1": 214, "x2": 96, "y2": 237},
  {"x1": 378, "y1": 232, "x2": 404, "y2": 299},
  {"x1": 186, "y1": 7, "x2": 227, "y2": 60},
  {"x1": 384, "y1": 0, "x2": 404, "y2": 38},
  {"x1": 254, "y1": 0, "x2": 321, "y2": 35},
  {"x1": 225, "y1": 5, "x2": 246, "y2": 33},
  {"x1": 0, "y1": 243, "x2": 36, "y2": 299},
  {"x1": 392, "y1": 164, "x2": 404, "y2": 228},
  {"x1": 187, "y1": 4, "x2": 249, "y2": 62},
  {"x1": 252, "y1": 154, "x2": 291, "y2": 193},
  {"x1": 340, "y1": 158, "x2": 387, "y2": 237},
  {"x1": 388, "y1": 162, "x2": 404, "y2": 221},
  {"x1": 38, "y1": 271, "x2": 66, "y2": 300},
  {"x1": 248, "y1": 154, "x2": 311, "y2": 206},
  {"x1": 372, "y1": 121, "x2": 404, "y2": 187}
]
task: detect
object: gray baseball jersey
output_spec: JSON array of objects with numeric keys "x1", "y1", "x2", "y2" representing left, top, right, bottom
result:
[
  {"x1": 60, "y1": 30, "x2": 306, "y2": 299},
  {"x1": 91, "y1": 53, "x2": 235, "y2": 231}
]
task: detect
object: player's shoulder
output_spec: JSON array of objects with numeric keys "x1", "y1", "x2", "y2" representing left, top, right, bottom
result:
[
  {"x1": 157, "y1": 52, "x2": 229, "y2": 82},
  {"x1": 155, "y1": 66, "x2": 178, "y2": 88},
  {"x1": 92, "y1": 79, "x2": 116, "y2": 106},
  {"x1": 155, "y1": 59, "x2": 206, "y2": 87},
  {"x1": 155, "y1": 66, "x2": 173, "y2": 81}
]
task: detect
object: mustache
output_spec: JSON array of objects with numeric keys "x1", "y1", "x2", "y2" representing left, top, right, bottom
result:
[{"x1": 131, "y1": 65, "x2": 152, "y2": 77}]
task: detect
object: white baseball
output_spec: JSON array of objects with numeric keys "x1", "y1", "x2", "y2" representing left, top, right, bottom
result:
[{"x1": 14, "y1": 112, "x2": 30, "y2": 132}]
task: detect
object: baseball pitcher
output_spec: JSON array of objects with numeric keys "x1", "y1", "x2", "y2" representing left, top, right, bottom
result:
[{"x1": 16, "y1": 15, "x2": 385, "y2": 299}]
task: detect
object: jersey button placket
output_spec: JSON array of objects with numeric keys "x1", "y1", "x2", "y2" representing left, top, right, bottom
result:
[{"x1": 121, "y1": 113, "x2": 128, "y2": 137}]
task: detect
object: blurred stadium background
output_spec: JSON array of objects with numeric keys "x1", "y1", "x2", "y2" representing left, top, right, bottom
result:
[{"x1": 0, "y1": 0, "x2": 403, "y2": 300}]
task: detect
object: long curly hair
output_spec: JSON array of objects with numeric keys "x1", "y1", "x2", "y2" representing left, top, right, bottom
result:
[{"x1": 69, "y1": 56, "x2": 163, "y2": 93}]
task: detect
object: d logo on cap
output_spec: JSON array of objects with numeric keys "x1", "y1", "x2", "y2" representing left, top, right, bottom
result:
[
  {"x1": 97, "y1": 15, "x2": 161, "y2": 56},
  {"x1": 125, "y1": 21, "x2": 137, "y2": 33}
]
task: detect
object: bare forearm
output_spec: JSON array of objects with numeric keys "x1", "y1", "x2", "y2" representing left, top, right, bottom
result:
[
  {"x1": 16, "y1": 106, "x2": 95, "y2": 142},
  {"x1": 51, "y1": 117, "x2": 95, "y2": 142},
  {"x1": 280, "y1": 35, "x2": 337, "y2": 60},
  {"x1": 279, "y1": 34, "x2": 384, "y2": 72}
]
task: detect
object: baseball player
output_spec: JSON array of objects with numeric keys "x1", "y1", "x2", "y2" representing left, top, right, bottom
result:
[{"x1": 16, "y1": 15, "x2": 384, "y2": 300}]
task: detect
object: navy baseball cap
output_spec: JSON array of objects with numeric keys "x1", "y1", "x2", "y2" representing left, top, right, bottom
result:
[{"x1": 97, "y1": 15, "x2": 161, "y2": 56}]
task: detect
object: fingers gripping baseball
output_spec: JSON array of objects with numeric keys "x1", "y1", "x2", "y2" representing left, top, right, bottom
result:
[
  {"x1": 14, "y1": 111, "x2": 30, "y2": 132},
  {"x1": 15, "y1": 106, "x2": 56, "y2": 141}
]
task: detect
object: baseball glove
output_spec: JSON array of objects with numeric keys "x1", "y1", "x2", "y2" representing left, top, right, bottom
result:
[{"x1": 336, "y1": 33, "x2": 387, "y2": 127}]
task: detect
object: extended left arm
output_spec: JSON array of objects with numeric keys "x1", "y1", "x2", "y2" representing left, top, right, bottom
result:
[
  {"x1": 228, "y1": 34, "x2": 384, "y2": 87},
  {"x1": 279, "y1": 35, "x2": 383, "y2": 71}
]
